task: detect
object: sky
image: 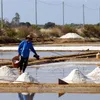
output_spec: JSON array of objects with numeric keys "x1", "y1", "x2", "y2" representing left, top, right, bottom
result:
[{"x1": 1, "y1": 0, "x2": 100, "y2": 25}]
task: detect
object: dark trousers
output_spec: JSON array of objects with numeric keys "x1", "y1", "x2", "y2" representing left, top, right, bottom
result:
[{"x1": 19, "y1": 56, "x2": 28, "y2": 73}]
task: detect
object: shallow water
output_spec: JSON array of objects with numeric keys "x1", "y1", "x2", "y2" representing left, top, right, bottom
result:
[
  {"x1": 0, "y1": 52, "x2": 100, "y2": 100},
  {"x1": 0, "y1": 51, "x2": 82, "y2": 59},
  {"x1": 1, "y1": 93, "x2": 100, "y2": 100}
]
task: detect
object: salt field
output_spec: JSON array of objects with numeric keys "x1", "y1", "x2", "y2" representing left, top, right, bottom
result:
[
  {"x1": 0, "y1": 51, "x2": 100, "y2": 100},
  {"x1": 1, "y1": 0, "x2": 100, "y2": 99},
  {"x1": 1, "y1": 45, "x2": 100, "y2": 51},
  {"x1": 0, "y1": 63, "x2": 100, "y2": 100}
]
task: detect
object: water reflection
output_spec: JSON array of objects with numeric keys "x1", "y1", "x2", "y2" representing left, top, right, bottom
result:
[
  {"x1": 1, "y1": 93, "x2": 100, "y2": 100},
  {"x1": 18, "y1": 93, "x2": 35, "y2": 100}
]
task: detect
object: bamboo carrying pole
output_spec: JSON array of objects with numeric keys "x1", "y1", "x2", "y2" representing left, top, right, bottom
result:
[{"x1": 0, "y1": 83, "x2": 100, "y2": 93}]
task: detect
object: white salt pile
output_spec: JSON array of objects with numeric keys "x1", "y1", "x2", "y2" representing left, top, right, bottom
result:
[
  {"x1": 0, "y1": 66, "x2": 16, "y2": 82},
  {"x1": 87, "y1": 67, "x2": 100, "y2": 83},
  {"x1": 14, "y1": 60, "x2": 19, "y2": 64},
  {"x1": 0, "y1": 66, "x2": 16, "y2": 76},
  {"x1": 60, "y1": 33, "x2": 83, "y2": 39},
  {"x1": 15, "y1": 72, "x2": 38, "y2": 83},
  {"x1": 62, "y1": 69, "x2": 93, "y2": 83}
]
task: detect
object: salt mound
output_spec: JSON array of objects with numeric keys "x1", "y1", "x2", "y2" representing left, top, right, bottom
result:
[
  {"x1": 62, "y1": 69, "x2": 93, "y2": 83},
  {"x1": 0, "y1": 66, "x2": 16, "y2": 76},
  {"x1": 87, "y1": 67, "x2": 100, "y2": 83},
  {"x1": 15, "y1": 72, "x2": 38, "y2": 83},
  {"x1": 87, "y1": 67, "x2": 100, "y2": 77},
  {"x1": 60, "y1": 33, "x2": 83, "y2": 39},
  {"x1": 0, "y1": 66, "x2": 16, "y2": 82}
]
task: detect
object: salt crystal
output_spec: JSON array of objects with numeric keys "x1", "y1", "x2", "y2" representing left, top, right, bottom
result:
[{"x1": 14, "y1": 60, "x2": 19, "y2": 64}]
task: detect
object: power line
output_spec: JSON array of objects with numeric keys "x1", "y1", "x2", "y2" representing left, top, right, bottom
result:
[
  {"x1": 38, "y1": 0, "x2": 61, "y2": 6},
  {"x1": 85, "y1": 5, "x2": 98, "y2": 10},
  {"x1": 1, "y1": 0, "x2": 3, "y2": 28},
  {"x1": 64, "y1": 3, "x2": 82, "y2": 8},
  {"x1": 62, "y1": 1, "x2": 64, "y2": 25},
  {"x1": 83, "y1": 4, "x2": 85, "y2": 27},
  {"x1": 1, "y1": 0, "x2": 100, "y2": 25},
  {"x1": 38, "y1": 0, "x2": 83, "y2": 8},
  {"x1": 35, "y1": 0, "x2": 37, "y2": 25},
  {"x1": 99, "y1": 7, "x2": 100, "y2": 24}
]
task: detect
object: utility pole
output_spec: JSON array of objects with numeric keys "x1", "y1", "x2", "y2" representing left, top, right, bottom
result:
[
  {"x1": 1, "y1": 0, "x2": 3, "y2": 28},
  {"x1": 35, "y1": 0, "x2": 37, "y2": 25},
  {"x1": 62, "y1": 1, "x2": 64, "y2": 26},
  {"x1": 83, "y1": 4, "x2": 85, "y2": 27},
  {"x1": 99, "y1": 7, "x2": 100, "y2": 24}
]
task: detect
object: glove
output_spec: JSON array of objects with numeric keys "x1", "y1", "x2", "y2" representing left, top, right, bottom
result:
[{"x1": 34, "y1": 54, "x2": 40, "y2": 60}]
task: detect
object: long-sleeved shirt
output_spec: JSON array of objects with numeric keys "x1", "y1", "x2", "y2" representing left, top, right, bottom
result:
[{"x1": 18, "y1": 40, "x2": 37, "y2": 58}]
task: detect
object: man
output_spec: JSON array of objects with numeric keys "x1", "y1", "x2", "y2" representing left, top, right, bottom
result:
[{"x1": 18, "y1": 35, "x2": 39, "y2": 74}]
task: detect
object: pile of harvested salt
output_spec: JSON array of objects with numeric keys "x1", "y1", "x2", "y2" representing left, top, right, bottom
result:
[
  {"x1": 15, "y1": 72, "x2": 38, "y2": 83},
  {"x1": 60, "y1": 33, "x2": 83, "y2": 39},
  {"x1": 0, "y1": 66, "x2": 15, "y2": 76},
  {"x1": 87, "y1": 67, "x2": 100, "y2": 83},
  {"x1": 0, "y1": 66, "x2": 16, "y2": 82},
  {"x1": 62, "y1": 69, "x2": 93, "y2": 83}
]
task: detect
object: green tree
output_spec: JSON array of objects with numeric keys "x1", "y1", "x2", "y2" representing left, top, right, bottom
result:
[{"x1": 11, "y1": 12, "x2": 20, "y2": 26}]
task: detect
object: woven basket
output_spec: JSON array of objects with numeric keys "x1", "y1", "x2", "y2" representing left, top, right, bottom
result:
[{"x1": 12, "y1": 56, "x2": 20, "y2": 68}]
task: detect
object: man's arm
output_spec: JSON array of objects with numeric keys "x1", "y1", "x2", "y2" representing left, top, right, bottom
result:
[
  {"x1": 30, "y1": 44, "x2": 37, "y2": 55},
  {"x1": 30, "y1": 44, "x2": 40, "y2": 60},
  {"x1": 18, "y1": 41, "x2": 24, "y2": 55}
]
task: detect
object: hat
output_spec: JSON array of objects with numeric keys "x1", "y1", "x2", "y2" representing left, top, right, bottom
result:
[{"x1": 26, "y1": 35, "x2": 32, "y2": 40}]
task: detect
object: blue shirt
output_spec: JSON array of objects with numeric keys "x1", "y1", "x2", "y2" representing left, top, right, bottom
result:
[{"x1": 18, "y1": 40, "x2": 36, "y2": 58}]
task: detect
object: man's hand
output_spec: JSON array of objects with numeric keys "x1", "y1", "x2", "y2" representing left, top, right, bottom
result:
[
  {"x1": 18, "y1": 54, "x2": 20, "y2": 57},
  {"x1": 34, "y1": 54, "x2": 40, "y2": 60}
]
